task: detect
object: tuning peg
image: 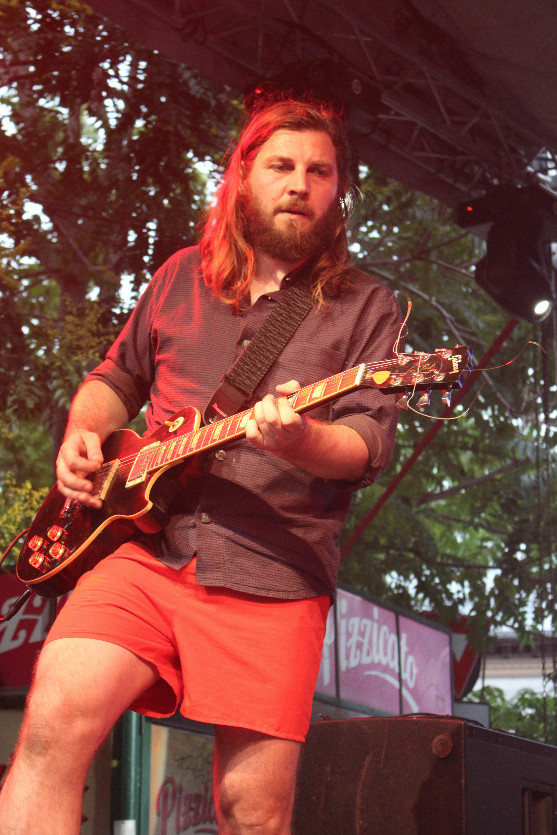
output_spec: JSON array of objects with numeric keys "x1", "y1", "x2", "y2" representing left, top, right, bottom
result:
[
  {"x1": 441, "y1": 390, "x2": 452, "y2": 408},
  {"x1": 396, "y1": 394, "x2": 410, "y2": 410},
  {"x1": 416, "y1": 391, "x2": 431, "y2": 408}
]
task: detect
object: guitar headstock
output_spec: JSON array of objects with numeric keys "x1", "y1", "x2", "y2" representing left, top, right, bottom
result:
[{"x1": 364, "y1": 346, "x2": 472, "y2": 407}]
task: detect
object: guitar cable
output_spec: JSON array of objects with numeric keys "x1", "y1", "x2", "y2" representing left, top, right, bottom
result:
[{"x1": 0, "y1": 528, "x2": 33, "y2": 623}]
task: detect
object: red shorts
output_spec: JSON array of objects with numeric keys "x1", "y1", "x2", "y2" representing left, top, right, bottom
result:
[{"x1": 45, "y1": 542, "x2": 330, "y2": 742}]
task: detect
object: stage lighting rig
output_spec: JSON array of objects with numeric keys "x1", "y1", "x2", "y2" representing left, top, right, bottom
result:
[{"x1": 456, "y1": 184, "x2": 557, "y2": 323}]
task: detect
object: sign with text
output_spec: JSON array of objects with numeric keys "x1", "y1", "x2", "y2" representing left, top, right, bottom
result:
[
  {"x1": 0, "y1": 573, "x2": 57, "y2": 690},
  {"x1": 150, "y1": 725, "x2": 217, "y2": 835},
  {"x1": 317, "y1": 589, "x2": 452, "y2": 715}
]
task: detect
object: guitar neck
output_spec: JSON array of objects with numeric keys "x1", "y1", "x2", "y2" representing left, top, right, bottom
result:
[
  {"x1": 126, "y1": 364, "x2": 366, "y2": 486},
  {"x1": 122, "y1": 346, "x2": 471, "y2": 488}
]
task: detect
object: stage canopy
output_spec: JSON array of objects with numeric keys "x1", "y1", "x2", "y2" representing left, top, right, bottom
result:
[{"x1": 88, "y1": 0, "x2": 557, "y2": 207}]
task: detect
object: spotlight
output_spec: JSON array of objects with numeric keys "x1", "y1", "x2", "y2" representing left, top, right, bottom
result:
[
  {"x1": 457, "y1": 185, "x2": 556, "y2": 323},
  {"x1": 474, "y1": 214, "x2": 554, "y2": 322}
]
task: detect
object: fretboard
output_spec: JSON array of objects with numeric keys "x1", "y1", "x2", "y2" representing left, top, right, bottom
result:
[{"x1": 126, "y1": 363, "x2": 367, "y2": 485}]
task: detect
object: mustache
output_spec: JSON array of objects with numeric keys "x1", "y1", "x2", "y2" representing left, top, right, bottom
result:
[{"x1": 275, "y1": 201, "x2": 313, "y2": 217}]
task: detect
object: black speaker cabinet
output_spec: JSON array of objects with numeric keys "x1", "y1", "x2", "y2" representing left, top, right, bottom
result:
[{"x1": 293, "y1": 716, "x2": 557, "y2": 834}]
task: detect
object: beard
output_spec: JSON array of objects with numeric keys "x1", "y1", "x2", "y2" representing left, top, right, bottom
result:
[{"x1": 242, "y1": 192, "x2": 341, "y2": 263}]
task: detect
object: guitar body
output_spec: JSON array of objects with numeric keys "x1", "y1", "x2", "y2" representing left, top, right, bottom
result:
[{"x1": 16, "y1": 405, "x2": 201, "y2": 598}]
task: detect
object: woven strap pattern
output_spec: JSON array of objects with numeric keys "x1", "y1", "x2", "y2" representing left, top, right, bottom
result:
[{"x1": 203, "y1": 270, "x2": 314, "y2": 423}]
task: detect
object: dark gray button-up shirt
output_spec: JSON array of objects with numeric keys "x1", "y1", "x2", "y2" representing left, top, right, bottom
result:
[{"x1": 86, "y1": 246, "x2": 402, "y2": 598}]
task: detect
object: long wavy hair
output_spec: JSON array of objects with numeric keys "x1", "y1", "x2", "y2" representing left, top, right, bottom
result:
[{"x1": 199, "y1": 99, "x2": 359, "y2": 310}]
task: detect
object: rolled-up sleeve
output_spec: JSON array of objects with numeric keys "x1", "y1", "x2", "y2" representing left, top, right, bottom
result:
[
  {"x1": 328, "y1": 286, "x2": 403, "y2": 488},
  {"x1": 84, "y1": 266, "x2": 162, "y2": 421},
  {"x1": 85, "y1": 357, "x2": 148, "y2": 422}
]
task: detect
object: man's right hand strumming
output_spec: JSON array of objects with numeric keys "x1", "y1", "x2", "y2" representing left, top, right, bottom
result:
[{"x1": 56, "y1": 430, "x2": 104, "y2": 508}]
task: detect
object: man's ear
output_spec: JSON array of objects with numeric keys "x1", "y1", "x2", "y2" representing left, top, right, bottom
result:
[{"x1": 238, "y1": 162, "x2": 248, "y2": 196}]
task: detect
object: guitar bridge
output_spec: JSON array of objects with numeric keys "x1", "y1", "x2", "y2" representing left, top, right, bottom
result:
[{"x1": 96, "y1": 459, "x2": 119, "y2": 500}]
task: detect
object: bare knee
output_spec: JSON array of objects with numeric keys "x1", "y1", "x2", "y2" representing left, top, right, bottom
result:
[
  {"x1": 16, "y1": 653, "x2": 112, "y2": 771},
  {"x1": 0, "y1": 676, "x2": 102, "y2": 835},
  {"x1": 16, "y1": 681, "x2": 105, "y2": 774},
  {"x1": 218, "y1": 774, "x2": 294, "y2": 834},
  {"x1": 214, "y1": 729, "x2": 300, "y2": 835},
  {"x1": 15, "y1": 636, "x2": 156, "y2": 769}
]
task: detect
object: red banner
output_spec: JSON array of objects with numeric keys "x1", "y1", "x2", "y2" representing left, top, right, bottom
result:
[{"x1": 0, "y1": 572, "x2": 63, "y2": 690}]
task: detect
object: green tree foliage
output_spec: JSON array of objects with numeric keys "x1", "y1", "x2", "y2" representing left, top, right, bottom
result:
[
  {"x1": 1, "y1": 0, "x2": 239, "y2": 431},
  {"x1": 471, "y1": 685, "x2": 557, "y2": 745}
]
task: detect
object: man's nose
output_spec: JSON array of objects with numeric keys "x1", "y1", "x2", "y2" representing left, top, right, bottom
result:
[{"x1": 287, "y1": 168, "x2": 309, "y2": 197}]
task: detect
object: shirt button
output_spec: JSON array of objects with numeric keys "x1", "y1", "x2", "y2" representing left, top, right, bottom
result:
[
  {"x1": 242, "y1": 339, "x2": 251, "y2": 349},
  {"x1": 200, "y1": 512, "x2": 211, "y2": 524},
  {"x1": 215, "y1": 449, "x2": 227, "y2": 461}
]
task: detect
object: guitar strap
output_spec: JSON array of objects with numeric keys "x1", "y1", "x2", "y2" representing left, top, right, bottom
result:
[{"x1": 203, "y1": 262, "x2": 315, "y2": 424}]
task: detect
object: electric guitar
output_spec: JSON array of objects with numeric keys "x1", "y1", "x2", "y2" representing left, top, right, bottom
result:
[{"x1": 16, "y1": 347, "x2": 471, "y2": 598}]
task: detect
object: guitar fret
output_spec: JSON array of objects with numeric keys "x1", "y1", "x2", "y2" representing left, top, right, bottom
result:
[
  {"x1": 343, "y1": 367, "x2": 361, "y2": 386},
  {"x1": 152, "y1": 443, "x2": 167, "y2": 468},
  {"x1": 293, "y1": 387, "x2": 312, "y2": 409},
  {"x1": 206, "y1": 422, "x2": 224, "y2": 444},
  {"x1": 236, "y1": 412, "x2": 252, "y2": 434},
  {"x1": 226, "y1": 414, "x2": 242, "y2": 438},
  {"x1": 188, "y1": 429, "x2": 204, "y2": 453},
  {"x1": 166, "y1": 441, "x2": 178, "y2": 463},
  {"x1": 167, "y1": 438, "x2": 182, "y2": 462},
  {"x1": 153, "y1": 443, "x2": 166, "y2": 467},
  {"x1": 336, "y1": 368, "x2": 358, "y2": 391},
  {"x1": 164, "y1": 439, "x2": 177, "y2": 462},
  {"x1": 322, "y1": 378, "x2": 340, "y2": 395},
  {"x1": 292, "y1": 369, "x2": 357, "y2": 411},
  {"x1": 176, "y1": 436, "x2": 189, "y2": 457},
  {"x1": 308, "y1": 381, "x2": 327, "y2": 403}
]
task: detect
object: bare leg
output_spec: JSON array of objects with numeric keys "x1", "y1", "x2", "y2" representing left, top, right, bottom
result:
[
  {"x1": 213, "y1": 726, "x2": 302, "y2": 834},
  {"x1": 0, "y1": 637, "x2": 158, "y2": 835}
]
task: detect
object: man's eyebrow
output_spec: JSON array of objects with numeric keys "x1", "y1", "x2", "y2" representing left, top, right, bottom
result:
[
  {"x1": 265, "y1": 154, "x2": 334, "y2": 169},
  {"x1": 265, "y1": 155, "x2": 294, "y2": 165}
]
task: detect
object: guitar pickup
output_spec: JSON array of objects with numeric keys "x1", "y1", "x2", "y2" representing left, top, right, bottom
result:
[{"x1": 126, "y1": 442, "x2": 159, "y2": 487}]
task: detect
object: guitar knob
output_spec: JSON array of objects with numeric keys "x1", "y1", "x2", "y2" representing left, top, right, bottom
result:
[
  {"x1": 48, "y1": 542, "x2": 68, "y2": 560},
  {"x1": 417, "y1": 391, "x2": 431, "y2": 408},
  {"x1": 29, "y1": 552, "x2": 48, "y2": 570},
  {"x1": 47, "y1": 525, "x2": 65, "y2": 542},
  {"x1": 442, "y1": 390, "x2": 452, "y2": 407},
  {"x1": 29, "y1": 551, "x2": 57, "y2": 572},
  {"x1": 396, "y1": 394, "x2": 410, "y2": 410}
]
